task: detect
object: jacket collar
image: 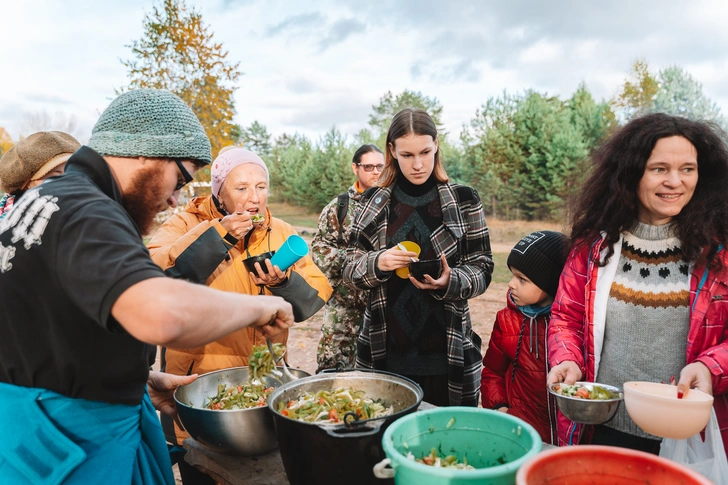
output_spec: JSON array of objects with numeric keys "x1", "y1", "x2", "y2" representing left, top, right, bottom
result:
[
  {"x1": 358, "y1": 181, "x2": 465, "y2": 238},
  {"x1": 437, "y1": 183, "x2": 466, "y2": 239},
  {"x1": 349, "y1": 183, "x2": 363, "y2": 202},
  {"x1": 692, "y1": 245, "x2": 728, "y2": 289},
  {"x1": 65, "y1": 146, "x2": 123, "y2": 204}
]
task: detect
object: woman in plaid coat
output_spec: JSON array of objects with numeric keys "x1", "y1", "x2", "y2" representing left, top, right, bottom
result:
[{"x1": 342, "y1": 108, "x2": 494, "y2": 406}]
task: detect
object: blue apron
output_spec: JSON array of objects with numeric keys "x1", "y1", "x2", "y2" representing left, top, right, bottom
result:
[{"x1": 0, "y1": 383, "x2": 174, "y2": 485}]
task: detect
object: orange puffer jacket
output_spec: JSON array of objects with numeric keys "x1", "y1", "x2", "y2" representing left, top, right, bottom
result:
[{"x1": 147, "y1": 196, "x2": 332, "y2": 377}]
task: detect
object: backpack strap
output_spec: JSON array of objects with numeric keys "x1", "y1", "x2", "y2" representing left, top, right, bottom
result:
[{"x1": 336, "y1": 193, "x2": 349, "y2": 246}]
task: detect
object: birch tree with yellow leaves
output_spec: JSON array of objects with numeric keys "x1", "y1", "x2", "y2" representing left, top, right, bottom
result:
[{"x1": 120, "y1": 0, "x2": 242, "y2": 172}]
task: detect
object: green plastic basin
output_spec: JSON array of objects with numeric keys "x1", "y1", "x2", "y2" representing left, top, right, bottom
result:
[{"x1": 379, "y1": 407, "x2": 542, "y2": 485}]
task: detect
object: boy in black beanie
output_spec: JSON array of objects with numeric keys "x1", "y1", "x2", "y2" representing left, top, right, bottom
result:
[{"x1": 481, "y1": 231, "x2": 567, "y2": 444}]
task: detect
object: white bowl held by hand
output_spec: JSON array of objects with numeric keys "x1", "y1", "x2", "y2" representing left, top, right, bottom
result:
[{"x1": 623, "y1": 381, "x2": 713, "y2": 439}]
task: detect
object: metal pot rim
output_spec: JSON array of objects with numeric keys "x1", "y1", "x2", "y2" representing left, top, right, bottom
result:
[
  {"x1": 267, "y1": 369, "x2": 424, "y2": 427},
  {"x1": 173, "y1": 365, "x2": 310, "y2": 412},
  {"x1": 548, "y1": 381, "x2": 624, "y2": 403}
]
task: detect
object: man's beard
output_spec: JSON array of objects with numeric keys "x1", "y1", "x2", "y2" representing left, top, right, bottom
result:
[{"x1": 122, "y1": 163, "x2": 169, "y2": 236}]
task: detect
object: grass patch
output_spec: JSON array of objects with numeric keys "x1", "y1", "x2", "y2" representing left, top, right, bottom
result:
[
  {"x1": 492, "y1": 252, "x2": 511, "y2": 284},
  {"x1": 268, "y1": 202, "x2": 321, "y2": 228},
  {"x1": 488, "y1": 218, "x2": 565, "y2": 245}
]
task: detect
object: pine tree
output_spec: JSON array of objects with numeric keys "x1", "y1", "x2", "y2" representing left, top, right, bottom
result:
[
  {"x1": 368, "y1": 90, "x2": 445, "y2": 137},
  {"x1": 239, "y1": 121, "x2": 273, "y2": 158},
  {"x1": 654, "y1": 66, "x2": 727, "y2": 128}
]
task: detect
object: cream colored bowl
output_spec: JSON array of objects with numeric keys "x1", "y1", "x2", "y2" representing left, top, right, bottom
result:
[{"x1": 623, "y1": 381, "x2": 713, "y2": 439}]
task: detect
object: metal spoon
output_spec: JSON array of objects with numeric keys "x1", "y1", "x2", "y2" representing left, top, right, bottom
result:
[
  {"x1": 267, "y1": 338, "x2": 298, "y2": 382},
  {"x1": 396, "y1": 243, "x2": 418, "y2": 263}
]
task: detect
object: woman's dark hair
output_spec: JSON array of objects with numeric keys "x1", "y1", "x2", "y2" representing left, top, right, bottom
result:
[
  {"x1": 569, "y1": 112, "x2": 728, "y2": 269},
  {"x1": 379, "y1": 108, "x2": 448, "y2": 187},
  {"x1": 352, "y1": 144, "x2": 383, "y2": 165}
]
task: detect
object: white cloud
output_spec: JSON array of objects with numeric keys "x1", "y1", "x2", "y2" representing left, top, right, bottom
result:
[{"x1": 1, "y1": 0, "x2": 727, "y2": 143}]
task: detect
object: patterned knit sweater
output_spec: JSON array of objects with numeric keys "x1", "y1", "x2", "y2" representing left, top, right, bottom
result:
[
  {"x1": 597, "y1": 222, "x2": 690, "y2": 439},
  {"x1": 384, "y1": 176, "x2": 448, "y2": 376}
]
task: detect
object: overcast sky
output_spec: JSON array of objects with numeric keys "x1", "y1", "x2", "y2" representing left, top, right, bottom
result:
[{"x1": 3, "y1": 0, "x2": 728, "y2": 144}]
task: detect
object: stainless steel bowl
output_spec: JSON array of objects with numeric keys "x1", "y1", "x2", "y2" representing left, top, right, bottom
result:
[
  {"x1": 174, "y1": 366, "x2": 310, "y2": 455},
  {"x1": 548, "y1": 381, "x2": 624, "y2": 425}
]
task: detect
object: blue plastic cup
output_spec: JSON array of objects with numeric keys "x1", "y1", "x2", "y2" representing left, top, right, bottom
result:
[{"x1": 269, "y1": 234, "x2": 309, "y2": 271}]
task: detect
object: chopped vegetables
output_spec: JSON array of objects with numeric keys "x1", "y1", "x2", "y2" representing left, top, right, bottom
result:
[
  {"x1": 251, "y1": 214, "x2": 265, "y2": 223},
  {"x1": 203, "y1": 343, "x2": 285, "y2": 410},
  {"x1": 248, "y1": 343, "x2": 285, "y2": 381},
  {"x1": 204, "y1": 383, "x2": 274, "y2": 410},
  {"x1": 277, "y1": 388, "x2": 393, "y2": 423},
  {"x1": 553, "y1": 383, "x2": 620, "y2": 400},
  {"x1": 407, "y1": 448, "x2": 475, "y2": 470}
]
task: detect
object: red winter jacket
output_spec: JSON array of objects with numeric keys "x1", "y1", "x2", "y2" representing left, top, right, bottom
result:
[
  {"x1": 549, "y1": 236, "x2": 728, "y2": 450},
  {"x1": 482, "y1": 294, "x2": 557, "y2": 444}
]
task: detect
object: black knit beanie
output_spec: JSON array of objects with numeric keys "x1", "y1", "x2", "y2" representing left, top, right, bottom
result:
[{"x1": 507, "y1": 231, "x2": 568, "y2": 298}]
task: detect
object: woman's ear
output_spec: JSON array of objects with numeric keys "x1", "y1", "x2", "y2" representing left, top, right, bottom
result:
[{"x1": 388, "y1": 142, "x2": 396, "y2": 161}]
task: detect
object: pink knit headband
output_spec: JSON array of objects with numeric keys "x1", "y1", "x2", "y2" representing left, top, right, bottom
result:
[{"x1": 211, "y1": 147, "x2": 269, "y2": 199}]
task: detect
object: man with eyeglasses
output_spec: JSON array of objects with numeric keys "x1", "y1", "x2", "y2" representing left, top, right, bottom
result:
[
  {"x1": 0, "y1": 89, "x2": 293, "y2": 484},
  {"x1": 312, "y1": 144, "x2": 384, "y2": 372}
]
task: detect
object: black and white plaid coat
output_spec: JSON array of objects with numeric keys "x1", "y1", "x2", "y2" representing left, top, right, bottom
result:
[{"x1": 343, "y1": 181, "x2": 494, "y2": 406}]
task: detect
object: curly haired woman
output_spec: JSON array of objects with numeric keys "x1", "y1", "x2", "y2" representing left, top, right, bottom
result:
[{"x1": 547, "y1": 113, "x2": 728, "y2": 455}]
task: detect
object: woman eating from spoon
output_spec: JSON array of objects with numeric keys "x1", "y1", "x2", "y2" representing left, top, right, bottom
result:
[{"x1": 147, "y1": 147, "x2": 332, "y2": 480}]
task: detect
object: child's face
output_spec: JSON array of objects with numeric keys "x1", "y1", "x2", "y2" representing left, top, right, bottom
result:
[{"x1": 508, "y1": 267, "x2": 552, "y2": 307}]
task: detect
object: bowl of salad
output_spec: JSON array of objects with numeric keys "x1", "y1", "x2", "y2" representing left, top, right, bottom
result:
[
  {"x1": 174, "y1": 361, "x2": 310, "y2": 456},
  {"x1": 548, "y1": 382, "x2": 623, "y2": 425}
]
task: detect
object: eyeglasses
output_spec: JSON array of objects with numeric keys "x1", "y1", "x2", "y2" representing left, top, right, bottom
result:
[
  {"x1": 174, "y1": 159, "x2": 194, "y2": 191},
  {"x1": 356, "y1": 163, "x2": 385, "y2": 173}
]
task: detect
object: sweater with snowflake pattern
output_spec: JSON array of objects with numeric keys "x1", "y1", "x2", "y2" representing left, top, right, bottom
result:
[{"x1": 596, "y1": 222, "x2": 690, "y2": 439}]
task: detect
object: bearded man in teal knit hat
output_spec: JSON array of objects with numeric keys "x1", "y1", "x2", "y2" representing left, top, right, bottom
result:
[{"x1": 0, "y1": 89, "x2": 295, "y2": 485}]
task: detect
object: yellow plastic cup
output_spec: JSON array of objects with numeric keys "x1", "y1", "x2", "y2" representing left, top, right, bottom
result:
[{"x1": 394, "y1": 241, "x2": 421, "y2": 279}]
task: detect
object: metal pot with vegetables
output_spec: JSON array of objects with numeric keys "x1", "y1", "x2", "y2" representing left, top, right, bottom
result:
[
  {"x1": 268, "y1": 369, "x2": 423, "y2": 485},
  {"x1": 173, "y1": 344, "x2": 310, "y2": 455}
]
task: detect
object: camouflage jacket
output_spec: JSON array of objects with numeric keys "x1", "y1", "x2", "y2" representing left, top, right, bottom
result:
[{"x1": 311, "y1": 184, "x2": 368, "y2": 312}]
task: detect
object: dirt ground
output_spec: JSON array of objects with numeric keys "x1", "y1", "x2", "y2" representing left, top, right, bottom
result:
[{"x1": 286, "y1": 281, "x2": 508, "y2": 376}]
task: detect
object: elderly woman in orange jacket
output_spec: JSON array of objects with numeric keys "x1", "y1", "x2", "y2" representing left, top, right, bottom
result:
[
  {"x1": 147, "y1": 148, "x2": 333, "y2": 483},
  {"x1": 149, "y1": 147, "x2": 332, "y2": 373},
  {"x1": 147, "y1": 148, "x2": 332, "y2": 450}
]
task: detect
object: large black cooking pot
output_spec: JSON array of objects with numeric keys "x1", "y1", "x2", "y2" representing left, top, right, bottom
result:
[{"x1": 268, "y1": 369, "x2": 423, "y2": 485}]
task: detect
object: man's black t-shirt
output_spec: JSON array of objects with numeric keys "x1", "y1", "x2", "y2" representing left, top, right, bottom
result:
[{"x1": 0, "y1": 146, "x2": 166, "y2": 404}]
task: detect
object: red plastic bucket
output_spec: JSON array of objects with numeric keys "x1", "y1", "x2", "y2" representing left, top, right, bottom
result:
[{"x1": 516, "y1": 445, "x2": 712, "y2": 485}]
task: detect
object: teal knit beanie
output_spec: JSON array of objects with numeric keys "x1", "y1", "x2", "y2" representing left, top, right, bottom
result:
[{"x1": 88, "y1": 89, "x2": 212, "y2": 164}]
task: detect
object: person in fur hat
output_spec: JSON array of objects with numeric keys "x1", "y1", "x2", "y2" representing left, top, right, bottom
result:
[{"x1": 0, "y1": 131, "x2": 80, "y2": 218}]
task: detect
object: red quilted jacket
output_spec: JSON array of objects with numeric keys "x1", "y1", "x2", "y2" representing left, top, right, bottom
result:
[
  {"x1": 481, "y1": 294, "x2": 557, "y2": 444},
  {"x1": 549, "y1": 237, "x2": 728, "y2": 450}
]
